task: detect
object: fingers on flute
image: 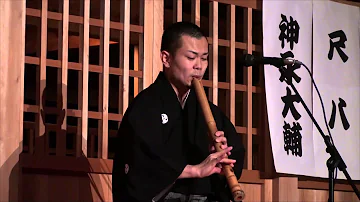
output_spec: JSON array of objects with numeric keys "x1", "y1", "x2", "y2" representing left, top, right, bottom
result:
[
  {"x1": 217, "y1": 139, "x2": 231, "y2": 156},
  {"x1": 221, "y1": 146, "x2": 232, "y2": 154},
  {"x1": 215, "y1": 136, "x2": 227, "y2": 144},
  {"x1": 214, "y1": 167, "x2": 222, "y2": 174},
  {"x1": 220, "y1": 158, "x2": 236, "y2": 164},
  {"x1": 216, "y1": 162, "x2": 234, "y2": 168},
  {"x1": 215, "y1": 147, "x2": 236, "y2": 164},
  {"x1": 213, "y1": 147, "x2": 232, "y2": 160},
  {"x1": 215, "y1": 131, "x2": 224, "y2": 137},
  {"x1": 221, "y1": 146, "x2": 232, "y2": 156},
  {"x1": 220, "y1": 144, "x2": 227, "y2": 149},
  {"x1": 211, "y1": 144, "x2": 228, "y2": 150}
]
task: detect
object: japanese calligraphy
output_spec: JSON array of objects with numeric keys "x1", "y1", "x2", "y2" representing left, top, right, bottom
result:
[
  {"x1": 279, "y1": 14, "x2": 300, "y2": 50},
  {"x1": 279, "y1": 51, "x2": 302, "y2": 85},
  {"x1": 283, "y1": 121, "x2": 303, "y2": 157},
  {"x1": 279, "y1": 14, "x2": 303, "y2": 157},
  {"x1": 328, "y1": 30, "x2": 348, "y2": 63},
  {"x1": 281, "y1": 87, "x2": 301, "y2": 121},
  {"x1": 328, "y1": 98, "x2": 350, "y2": 130}
]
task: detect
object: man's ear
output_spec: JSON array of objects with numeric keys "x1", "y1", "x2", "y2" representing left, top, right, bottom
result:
[{"x1": 160, "y1": 50, "x2": 171, "y2": 68}]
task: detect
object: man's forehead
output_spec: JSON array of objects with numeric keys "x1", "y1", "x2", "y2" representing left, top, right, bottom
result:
[
  {"x1": 180, "y1": 35, "x2": 207, "y2": 43},
  {"x1": 179, "y1": 35, "x2": 208, "y2": 51}
]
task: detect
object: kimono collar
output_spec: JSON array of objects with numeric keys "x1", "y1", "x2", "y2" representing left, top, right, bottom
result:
[
  {"x1": 180, "y1": 90, "x2": 191, "y2": 109},
  {"x1": 154, "y1": 71, "x2": 190, "y2": 110}
]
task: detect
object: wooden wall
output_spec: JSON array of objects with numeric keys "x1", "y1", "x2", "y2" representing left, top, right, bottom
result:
[
  {"x1": 0, "y1": 0, "x2": 359, "y2": 201},
  {"x1": 0, "y1": 1, "x2": 26, "y2": 202}
]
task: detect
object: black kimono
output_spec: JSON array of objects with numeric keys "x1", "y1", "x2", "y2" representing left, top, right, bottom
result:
[{"x1": 112, "y1": 72, "x2": 245, "y2": 202}]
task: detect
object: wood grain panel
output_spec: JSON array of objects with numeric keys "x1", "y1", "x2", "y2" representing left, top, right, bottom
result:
[
  {"x1": 24, "y1": 56, "x2": 143, "y2": 78},
  {"x1": 209, "y1": 1, "x2": 218, "y2": 104},
  {"x1": 0, "y1": 0, "x2": 26, "y2": 201},
  {"x1": 142, "y1": 0, "x2": 153, "y2": 88},
  {"x1": 228, "y1": 4, "x2": 236, "y2": 124},
  {"x1": 80, "y1": 0, "x2": 90, "y2": 157},
  {"x1": 273, "y1": 177, "x2": 299, "y2": 202},
  {"x1": 244, "y1": 7, "x2": 253, "y2": 170},
  {"x1": 208, "y1": 0, "x2": 262, "y2": 10},
  {"x1": 57, "y1": 0, "x2": 69, "y2": 157},
  {"x1": 153, "y1": 0, "x2": 164, "y2": 81},
  {"x1": 26, "y1": 8, "x2": 144, "y2": 33},
  {"x1": 299, "y1": 189, "x2": 360, "y2": 202},
  {"x1": 120, "y1": 0, "x2": 130, "y2": 114},
  {"x1": 240, "y1": 183, "x2": 262, "y2": 202},
  {"x1": 36, "y1": 0, "x2": 48, "y2": 156},
  {"x1": 191, "y1": 0, "x2": 200, "y2": 26},
  {"x1": 173, "y1": 0, "x2": 182, "y2": 22},
  {"x1": 100, "y1": 0, "x2": 110, "y2": 159}
]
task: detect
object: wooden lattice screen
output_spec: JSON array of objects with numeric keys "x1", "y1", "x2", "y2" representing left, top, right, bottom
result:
[{"x1": 22, "y1": 0, "x2": 266, "y2": 187}]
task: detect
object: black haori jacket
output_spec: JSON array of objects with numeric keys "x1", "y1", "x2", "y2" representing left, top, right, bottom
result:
[{"x1": 112, "y1": 72, "x2": 245, "y2": 202}]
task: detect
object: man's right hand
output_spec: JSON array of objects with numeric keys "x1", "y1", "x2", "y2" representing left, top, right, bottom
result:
[
  {"x1": 194, "y1": 146, "x2": 236, "y2": 178},
  {"x1": 178, "y1": 146, "x2": 235, "y2": 179}
]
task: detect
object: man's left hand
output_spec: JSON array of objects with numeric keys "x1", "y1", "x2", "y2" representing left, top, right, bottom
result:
[{"x1": 209, "y1": 131, "x2": 231, "y2": 156}]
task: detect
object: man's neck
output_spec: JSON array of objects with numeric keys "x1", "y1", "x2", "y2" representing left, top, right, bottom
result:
[
  {"x1": 171, "y1": 83, "x2": 190, "y2": 105},
  {"x1": 163, "y1": 71, "x2": 190, "y2": 106}
]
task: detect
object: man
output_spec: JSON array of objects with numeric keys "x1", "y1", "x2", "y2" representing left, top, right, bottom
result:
[{"x1": 112, "y1": 21, "x2": 245, "y2": 202}]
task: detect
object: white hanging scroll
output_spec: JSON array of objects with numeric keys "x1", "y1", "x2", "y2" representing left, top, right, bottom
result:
[
  {"x1": 312, "y1": 0, "x2": 360, "y2": 180},
  {"x1": 263, "y1": 0, "x2": 360, "y2": 180},
  {"x1": 262, "y1": 1, "x2": 316, "y2": 177}
]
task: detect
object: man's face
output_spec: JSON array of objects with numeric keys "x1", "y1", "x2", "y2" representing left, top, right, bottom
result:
[{"x1": 163, "y1": 35, "x2": 209, "y2": 89}]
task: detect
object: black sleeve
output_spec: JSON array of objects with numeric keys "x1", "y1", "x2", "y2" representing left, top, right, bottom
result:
[
  {"x1": 112, "y1": 116, "x2": 131, "y2": 201},
  {"x1": 211, "y1": 107, "x2": 246, "y2": 202},
  {"x1": 112, "y1": 107, "x2": 187, "y2": 202}
]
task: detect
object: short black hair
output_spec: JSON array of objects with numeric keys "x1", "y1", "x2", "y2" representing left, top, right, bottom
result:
[{"x1": 161, "y1": 21, "x2": 206, "y2": 56}]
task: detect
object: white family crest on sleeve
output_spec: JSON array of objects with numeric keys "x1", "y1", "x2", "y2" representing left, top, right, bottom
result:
[
  {"x1": 161, "y1": 113, "x2": 168, "y2": 124},
  {"x1": 124, "y1": 164, "x2": 129, "y2": 174}
]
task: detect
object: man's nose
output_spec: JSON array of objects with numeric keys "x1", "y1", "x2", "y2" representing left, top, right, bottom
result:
[{"x1": 194, "y1": 58, "x2": 201, "y2": 70}]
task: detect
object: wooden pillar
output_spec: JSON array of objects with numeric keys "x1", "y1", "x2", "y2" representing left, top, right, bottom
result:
[
  {"x1": 141, "y1": 0, "x2": 164, "y2": 87},
  {"x1": 0, "y1": 0, "x2": 26, "y2": 201},
  {"x1": 152, "y1": 0, "x2": 164, "y2": 81},
  {"x1": 261, "y1": 179, "x2": 273, "y2": 201},
  {"x1": 273, "y1": 177, "x2": 299, "y2": 202},
  {"x1": 141, "y1": 0, "x2": 153, "y2": 88}
]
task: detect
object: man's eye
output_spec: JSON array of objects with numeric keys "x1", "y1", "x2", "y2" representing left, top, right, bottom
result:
[
  {"x1": 187, "y1": 56, "x2": 195, "y2": 60},
  {"x1": 201, "y1": 57, "x2": 208, "y2": 61}
]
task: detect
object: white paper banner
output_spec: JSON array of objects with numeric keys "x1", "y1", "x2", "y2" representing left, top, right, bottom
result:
[
  {"x1": 263, "y1": 0, "x2": 360, "y2": 180},
  {"x1": 263, "y1": 0, "x2": 316, "y2": 177},
  {"x1": 313, "y1": 0, "x2": 360, "y2": 180}
]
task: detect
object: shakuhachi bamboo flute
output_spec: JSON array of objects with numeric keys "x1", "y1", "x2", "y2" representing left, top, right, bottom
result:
[{"x1": 192, "y1": 78, "x2": 245, "y2": 202}]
